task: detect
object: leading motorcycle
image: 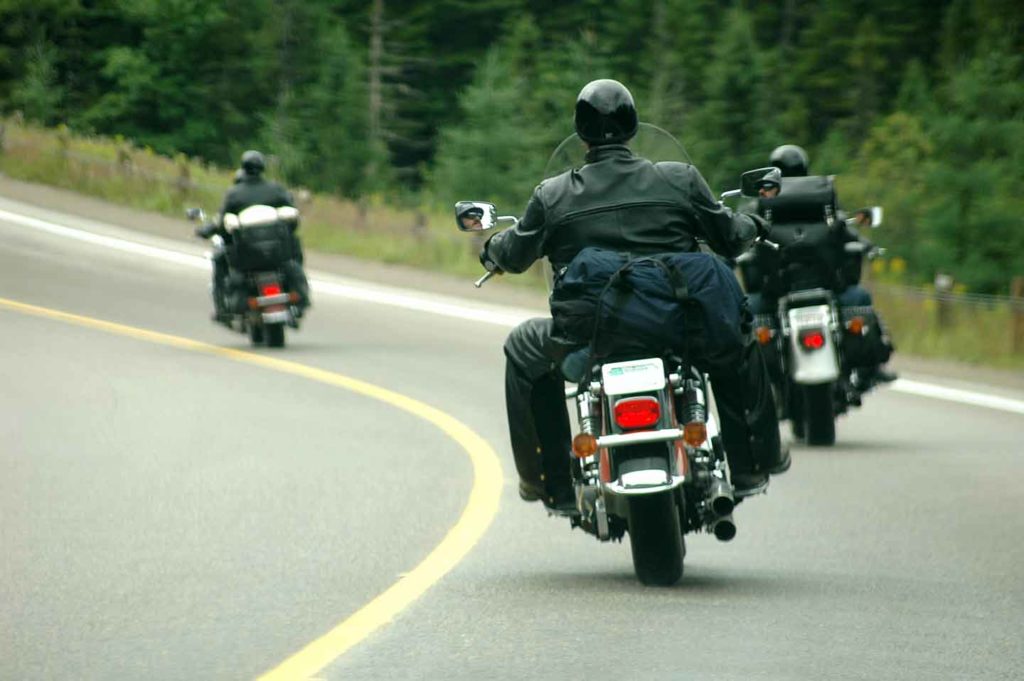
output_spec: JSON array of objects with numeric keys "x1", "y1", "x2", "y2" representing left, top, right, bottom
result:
[{"x1": 187, "y1": 205, "x2": 305, "y2": 348}]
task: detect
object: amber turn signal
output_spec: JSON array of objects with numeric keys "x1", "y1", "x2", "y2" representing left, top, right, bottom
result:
[
  {"x1": 845, "y1": 316, "x2": 866, "y2": 335},
  {"x1": 683, "y1": 421, "x2": 707, "y2": 447},
  {"x1": 755, "y1": 326, "x2": 773, "y2": 345},
  {"x1": 572, "y1": 433, "x2": 599, "y2": 458}
]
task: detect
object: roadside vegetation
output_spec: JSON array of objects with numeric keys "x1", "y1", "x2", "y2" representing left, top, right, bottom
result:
[{"x1": 0, "y1": 0, "x2": 1021, "y2": 366}]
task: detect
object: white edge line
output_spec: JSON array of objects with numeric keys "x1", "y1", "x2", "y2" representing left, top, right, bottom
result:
[
  {"x1": 889, "y1": 379, "x2": 1024, "y2": 415},
  {"x1": 4, "y1": 206, "x2": 1024, "y2": 416}
]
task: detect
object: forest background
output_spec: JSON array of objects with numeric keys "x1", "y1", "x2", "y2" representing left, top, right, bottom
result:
[{"x1": 1, "y1": 0, "x2": 1022, "y2": 296}]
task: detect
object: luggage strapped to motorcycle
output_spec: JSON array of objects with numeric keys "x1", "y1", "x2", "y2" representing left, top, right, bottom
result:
[
  {"x1": 589, "y1": 255, "x2": 707, "y2": 364},
  {"x1": 551, "y1": 247, "x2": 749, "y2": 375}
]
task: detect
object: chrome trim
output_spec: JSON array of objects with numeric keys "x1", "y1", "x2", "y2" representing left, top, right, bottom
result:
[
  {"x1": 596, "y1": 428, "x2": 682, "y2": 448},
  {"x1": 262, "y1": 310, "x2": 290, "y2": 324},
  {"x1": 604, "y1": 474, "x2": 685, "y2": 496}
]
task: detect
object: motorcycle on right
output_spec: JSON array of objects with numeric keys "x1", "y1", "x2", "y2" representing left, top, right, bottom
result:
[{"x1": 735, "y1": 177, "x2": 886, "y2": 445}]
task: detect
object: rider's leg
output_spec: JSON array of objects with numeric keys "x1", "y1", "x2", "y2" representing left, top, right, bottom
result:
[
  {"x1": 707, "y1": 341, "x2": 789, "y2": 494},
  {"x1": 503, "y1": 318, "x2": 574, "y2": 507},
  {"x1": 211, "y1": 250, "x2": 230, "y2": 321}
]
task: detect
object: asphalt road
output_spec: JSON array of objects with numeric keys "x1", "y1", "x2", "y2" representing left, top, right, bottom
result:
[{"x1": 1, "y1": 193, "x2": 1022, "y2": 680}]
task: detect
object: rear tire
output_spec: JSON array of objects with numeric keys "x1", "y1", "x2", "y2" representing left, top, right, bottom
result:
[
  {"x1": 249, "y1": 324, "x2": 265, "y2": 346},
  {"x1": 803, "y1": 382, "x2": 836, "y2": 446},
  {"x1": 266, "y1": 323, "x2": 286, "y2": 348},
  {"x1": 627, "y1": 491, "x2": 684, "y2": 586}
]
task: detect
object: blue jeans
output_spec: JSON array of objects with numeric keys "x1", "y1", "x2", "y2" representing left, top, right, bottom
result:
[{"x1": 748, "y1": 285, "x2": 872, "y2": 315}]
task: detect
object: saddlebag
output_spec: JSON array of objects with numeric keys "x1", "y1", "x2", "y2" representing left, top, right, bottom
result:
[
  {"x1": 840, "y1": 306, "x2": 892, "y2": 369},
  {"x1": 550, "y1": 247, "x2": 749, "y2": 365},
  {"x1": 226, "y1": 222, "x2": 294, "y2": 272}
]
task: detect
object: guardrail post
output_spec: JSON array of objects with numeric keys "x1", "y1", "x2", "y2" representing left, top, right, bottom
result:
[
  {"x1": 934, "y1": 273, "x2": 954, "y2": 329},
  {"x1": 1012, "y1": 276, "x2": 1024, "y2": 354}
]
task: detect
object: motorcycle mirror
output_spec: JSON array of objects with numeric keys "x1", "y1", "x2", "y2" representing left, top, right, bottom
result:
[
  {"x1": 185, "y1": 207, "x2": 203, "y2": 222},
  {"x1": 852, "y1": 206, "x2": 884, "y2": 229},
  {"x1": 870, "y1": 206, "x2": 883, "y2": 228},
  {"x1": 454, "y1": 201, "x2": 497, "y2": 232},
  {"x1": 740, "y1": 167, "x2": 782, "y2": 197}
]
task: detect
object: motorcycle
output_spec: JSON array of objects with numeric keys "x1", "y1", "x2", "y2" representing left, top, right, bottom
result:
[
  {"x1": 455, "y1": 125, "x2": 773, "y2": 586},
  {"x1": 733, "y1": 182, "x2": 885, "y2": 445},
  {"x1": 187, "y1": 205, "x2": 304, "y2": 348}
]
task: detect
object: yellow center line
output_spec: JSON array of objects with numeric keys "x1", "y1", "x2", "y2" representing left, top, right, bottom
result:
[{"x1": 0, "y1": 296, "x2": 504, "y2": 680}]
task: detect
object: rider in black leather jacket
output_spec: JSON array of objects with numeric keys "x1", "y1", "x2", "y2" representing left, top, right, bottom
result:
[
  {"x1": 199, "y1": 150, "x2": 310, "y2": 321},
  {"x1": 747, "y1": 145, "x2": 895, "y2": 385},
  {"x1": 482, "y1": 79, "x2": 790, "y2": 510}
]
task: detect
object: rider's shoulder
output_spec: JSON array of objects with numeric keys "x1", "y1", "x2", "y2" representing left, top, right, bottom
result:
[{"x1": 651, "y1": 160, "x2": 699, "y2": 186}]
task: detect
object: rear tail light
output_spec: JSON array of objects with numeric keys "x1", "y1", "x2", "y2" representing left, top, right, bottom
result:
[
  {"x1": 755, "y1": 326, "x2": 773, "y2": 345},
  {"x1": 613, "y1": 396, "x2": 661, "y2": 430},
  {"x1": 799, "y1": 328, "x2": 826, "y2": 350},
  {"x1": 261, "y1": 283, "x2": 283, "y2": 296}
]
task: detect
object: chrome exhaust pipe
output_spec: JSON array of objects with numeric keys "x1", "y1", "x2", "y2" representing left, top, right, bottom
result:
[
  {"x1": 708, "y1": 476, "x2": 735, "y2": 517},
  {"x1": 710, "y1": 515, "x2": 736, "y2": 542}
]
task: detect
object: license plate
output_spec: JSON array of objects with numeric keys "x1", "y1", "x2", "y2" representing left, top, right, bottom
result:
[{"x1": 601, "y1": 358, "x2": 666, "y2": 396}]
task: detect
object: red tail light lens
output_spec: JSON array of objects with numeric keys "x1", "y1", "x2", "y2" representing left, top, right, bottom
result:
[
  {"x1": 613, "y1": 397, "x2": 661, "y2": 430},
  {"x1": 799, "y1": 329, "x2": 826, "y2": 350},
  {"x1": 261, "y1": 283, "x2": 282, "y2": 296}
]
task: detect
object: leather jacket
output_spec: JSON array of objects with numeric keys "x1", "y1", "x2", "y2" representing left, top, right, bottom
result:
[
  {"x1": 220, "y1": 176, "x2": 294, "y2": 216},
  {"x1": 487, "y1": 144, "x2": 764, "y2": 273}
]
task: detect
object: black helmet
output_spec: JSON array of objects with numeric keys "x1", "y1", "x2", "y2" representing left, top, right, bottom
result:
[
  {"x1": 769, "y1": 144, "x2": 809, "y2": 177},
  {"x1": 574, "y1": 79, "x2": 639, "y2": 145},
  {"x1": 240, "y1": 149, "x2": 266, "y2": 176}
]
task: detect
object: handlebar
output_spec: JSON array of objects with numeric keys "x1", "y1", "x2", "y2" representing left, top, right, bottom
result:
[{"x1": 474, "y1": 270, "x2": 497, "y2": 288}]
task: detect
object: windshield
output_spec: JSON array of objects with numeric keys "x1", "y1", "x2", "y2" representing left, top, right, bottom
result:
[{"x1": 543, "y1": 122, "x2": 692, "y2": 180}]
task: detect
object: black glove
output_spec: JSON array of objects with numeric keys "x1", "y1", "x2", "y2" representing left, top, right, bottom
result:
[
  {"x1": 751, "y1": 214, "x2": 772, "y2": 240},
  {"x1": 194, "y1": 223, "x2": 217, "y2": 239},
  {"x1": 479, "y1": 233, "x2": 503, "y2": 273}
]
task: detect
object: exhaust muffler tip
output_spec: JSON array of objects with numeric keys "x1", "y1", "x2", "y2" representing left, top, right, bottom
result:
[
  {"x1": 711, "y1": 515, "x2": 737, "y2": 542},
  {"x1": 710, "y1": 494, "x2": 734, "y2": 517},
  {"x1": 708, "y1": 477, "x2": 735, "y2": 517}
]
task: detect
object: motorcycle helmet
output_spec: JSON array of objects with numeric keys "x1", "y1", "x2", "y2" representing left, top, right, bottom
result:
[
  {"x1": 574, "y1": 79, "x2": 639, "y2": 145},
  {"x1": 240, "y1": 149, "x2": 266, "y2": 176},
  {"x1": 769, "y1": 144, "x2": 809, "y2": 177}
]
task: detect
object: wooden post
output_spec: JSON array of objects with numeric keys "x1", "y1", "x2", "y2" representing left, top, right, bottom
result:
[
  {"x1": 934, "y1": 273, "x2": 954, "y2": 329},
  {"x1": 1012, "y1": 276, "x2": 1024, "y2": 354}
]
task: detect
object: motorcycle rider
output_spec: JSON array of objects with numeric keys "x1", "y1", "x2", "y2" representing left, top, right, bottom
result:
[
  {"x1": 479, "y1": 79, "x2": 789, "y2": 510},
  {"x1": 196, "y1": 150, "x2": 310, "y2": 321},
  {"x1": 751, "y1": 144, "x2": 895, "y2": 384}
]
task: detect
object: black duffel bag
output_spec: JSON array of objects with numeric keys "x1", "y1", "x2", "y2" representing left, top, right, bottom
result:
[{"x1": 550, "y1": 247, "x2": 749, "y2": 365}]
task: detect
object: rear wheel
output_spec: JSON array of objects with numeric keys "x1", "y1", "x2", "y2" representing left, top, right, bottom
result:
[
  {"x1": 248, "y1": 324, "x2": 265, "y2": 346},
  {"x1": 627, "y1": 491, "x2": 684, "y2": 586},
  {"x1": 803, "y1": 382, "x2": 836, "y2": 446},
  {"x1": 265, "y1": 323, "x2": 286, "y2": 348}
]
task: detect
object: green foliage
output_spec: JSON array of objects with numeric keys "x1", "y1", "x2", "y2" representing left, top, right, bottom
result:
[{"x1": 0, "y1": 0, "x2": 1023, "y2": 296}]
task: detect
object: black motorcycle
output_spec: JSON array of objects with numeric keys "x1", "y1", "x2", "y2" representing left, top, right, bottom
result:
[
  {"x1": 735, "y1": 181, "x2": 886, "y2": 445},
  {"x1": 456, "y1": 125, "x2": 777, "y2": 586},
  {"x1": 188, "y1": 205, "x2": 304, "y2": 348}
]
